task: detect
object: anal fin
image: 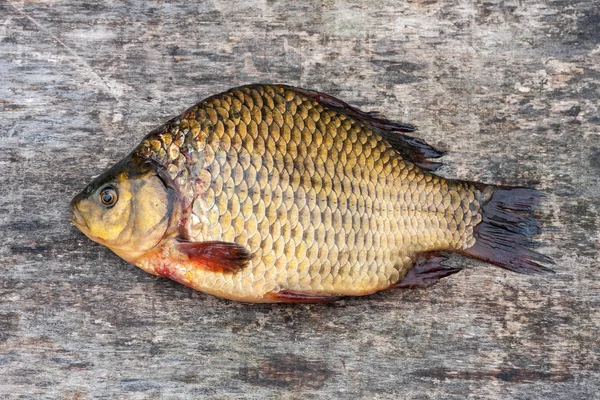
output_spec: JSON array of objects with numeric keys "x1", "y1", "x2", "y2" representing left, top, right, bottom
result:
[
  {"x1": 266, "y1": 290, "x2": 342, "y2": 303},
  {"x1": 393, "y1": 253, "x2": 461, "y2": 289}
]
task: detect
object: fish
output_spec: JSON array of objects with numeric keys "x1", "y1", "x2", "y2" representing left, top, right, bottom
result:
[{"x1": 69, "y1": 84, "x2": 554, "y2": 303}]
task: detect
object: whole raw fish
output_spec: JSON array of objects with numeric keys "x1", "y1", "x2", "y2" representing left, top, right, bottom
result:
[{"x1": 70, "y1": 84, "x2": 553, "y2": 302}]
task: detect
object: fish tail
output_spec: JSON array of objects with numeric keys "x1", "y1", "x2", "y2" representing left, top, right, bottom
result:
[{"x1": 461, "y1": 185, "x2": 555, "y2": 274}]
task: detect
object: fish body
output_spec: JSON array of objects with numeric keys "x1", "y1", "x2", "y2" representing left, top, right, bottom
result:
[{"x1": 70, "y1": 84, "x2": 553, "y2": 303}]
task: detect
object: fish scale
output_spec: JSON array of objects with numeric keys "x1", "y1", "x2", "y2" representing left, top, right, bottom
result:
[{"x1": 134, "y1": 84, "x2": 482, "y2": 299}]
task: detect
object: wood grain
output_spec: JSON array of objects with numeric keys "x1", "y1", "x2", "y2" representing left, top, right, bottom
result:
[{"x1": 1, "y1": 0, "x2": 599, "y2": 398}]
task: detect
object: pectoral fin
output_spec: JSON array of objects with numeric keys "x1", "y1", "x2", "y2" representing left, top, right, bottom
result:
[{"x1": 176, "y1": 241, "x2": 251, "y2": 274}]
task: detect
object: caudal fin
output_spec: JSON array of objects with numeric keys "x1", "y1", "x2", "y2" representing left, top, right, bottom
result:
[{"x1": 463, "y1": 186, "x2": 554, "y2": 274}]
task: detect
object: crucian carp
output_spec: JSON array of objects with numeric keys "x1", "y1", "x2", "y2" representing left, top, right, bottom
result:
[{"x1": 70, "y1": 84, "x2": 553, "y2": 303}]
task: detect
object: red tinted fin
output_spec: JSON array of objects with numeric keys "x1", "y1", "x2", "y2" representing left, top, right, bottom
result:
[
  {"x1": 266, "y1": 290, "x2": 342, "y2": 303},
  {"x1": 462, "y1": 186, "x2": 555, "y2": 274},
  {"x1": 280, "y1": 85, "x2": 445, "y2": 172},
  {"x1": 392, "y1": 253, "x2": 462, "y2": 289},
  {"x1": 176, "y1": 241, "x2": 251, "y2": 274}
]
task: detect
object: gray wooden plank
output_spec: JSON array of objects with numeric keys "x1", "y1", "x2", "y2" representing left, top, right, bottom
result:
[{"x1": 1, "y1": 0, "x2": 599, "y2": 398}]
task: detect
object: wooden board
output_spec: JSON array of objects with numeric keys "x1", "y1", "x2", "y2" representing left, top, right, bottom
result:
[{"x1": 1, "y1": 0, "x2": 599, "y2": 398}]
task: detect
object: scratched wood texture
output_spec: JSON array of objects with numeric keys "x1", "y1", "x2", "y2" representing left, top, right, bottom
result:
[{"x1": 1, "y1": 0, "x2": 599, "y2": 398}]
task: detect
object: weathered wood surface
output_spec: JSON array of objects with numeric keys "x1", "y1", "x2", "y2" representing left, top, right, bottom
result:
[{"x1": 1, "y1": 0, "x2": 599, "y2": 398}]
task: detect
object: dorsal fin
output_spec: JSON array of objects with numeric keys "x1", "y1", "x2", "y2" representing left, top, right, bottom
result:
[{"x1": 282, "y1": 85, "x2": 445, "y2": 172}]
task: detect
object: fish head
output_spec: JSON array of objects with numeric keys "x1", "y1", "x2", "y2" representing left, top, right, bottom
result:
[{"x1": 70, "y1": 154, "x2": 176, "y2": 262}]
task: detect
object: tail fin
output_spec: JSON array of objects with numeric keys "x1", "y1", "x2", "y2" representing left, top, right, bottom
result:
[{"x1": 463, "y1": 185, "x2": 554, "y2": 274}]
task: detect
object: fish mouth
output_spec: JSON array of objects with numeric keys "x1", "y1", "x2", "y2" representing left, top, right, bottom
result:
[{"x1": 69, "y1": 203, "x2": 88, "y2": 231}]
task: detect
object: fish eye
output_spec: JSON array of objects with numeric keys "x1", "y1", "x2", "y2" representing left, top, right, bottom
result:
[{"x1": 99, "y1": 186, "x2": 118, "y2": 207}]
